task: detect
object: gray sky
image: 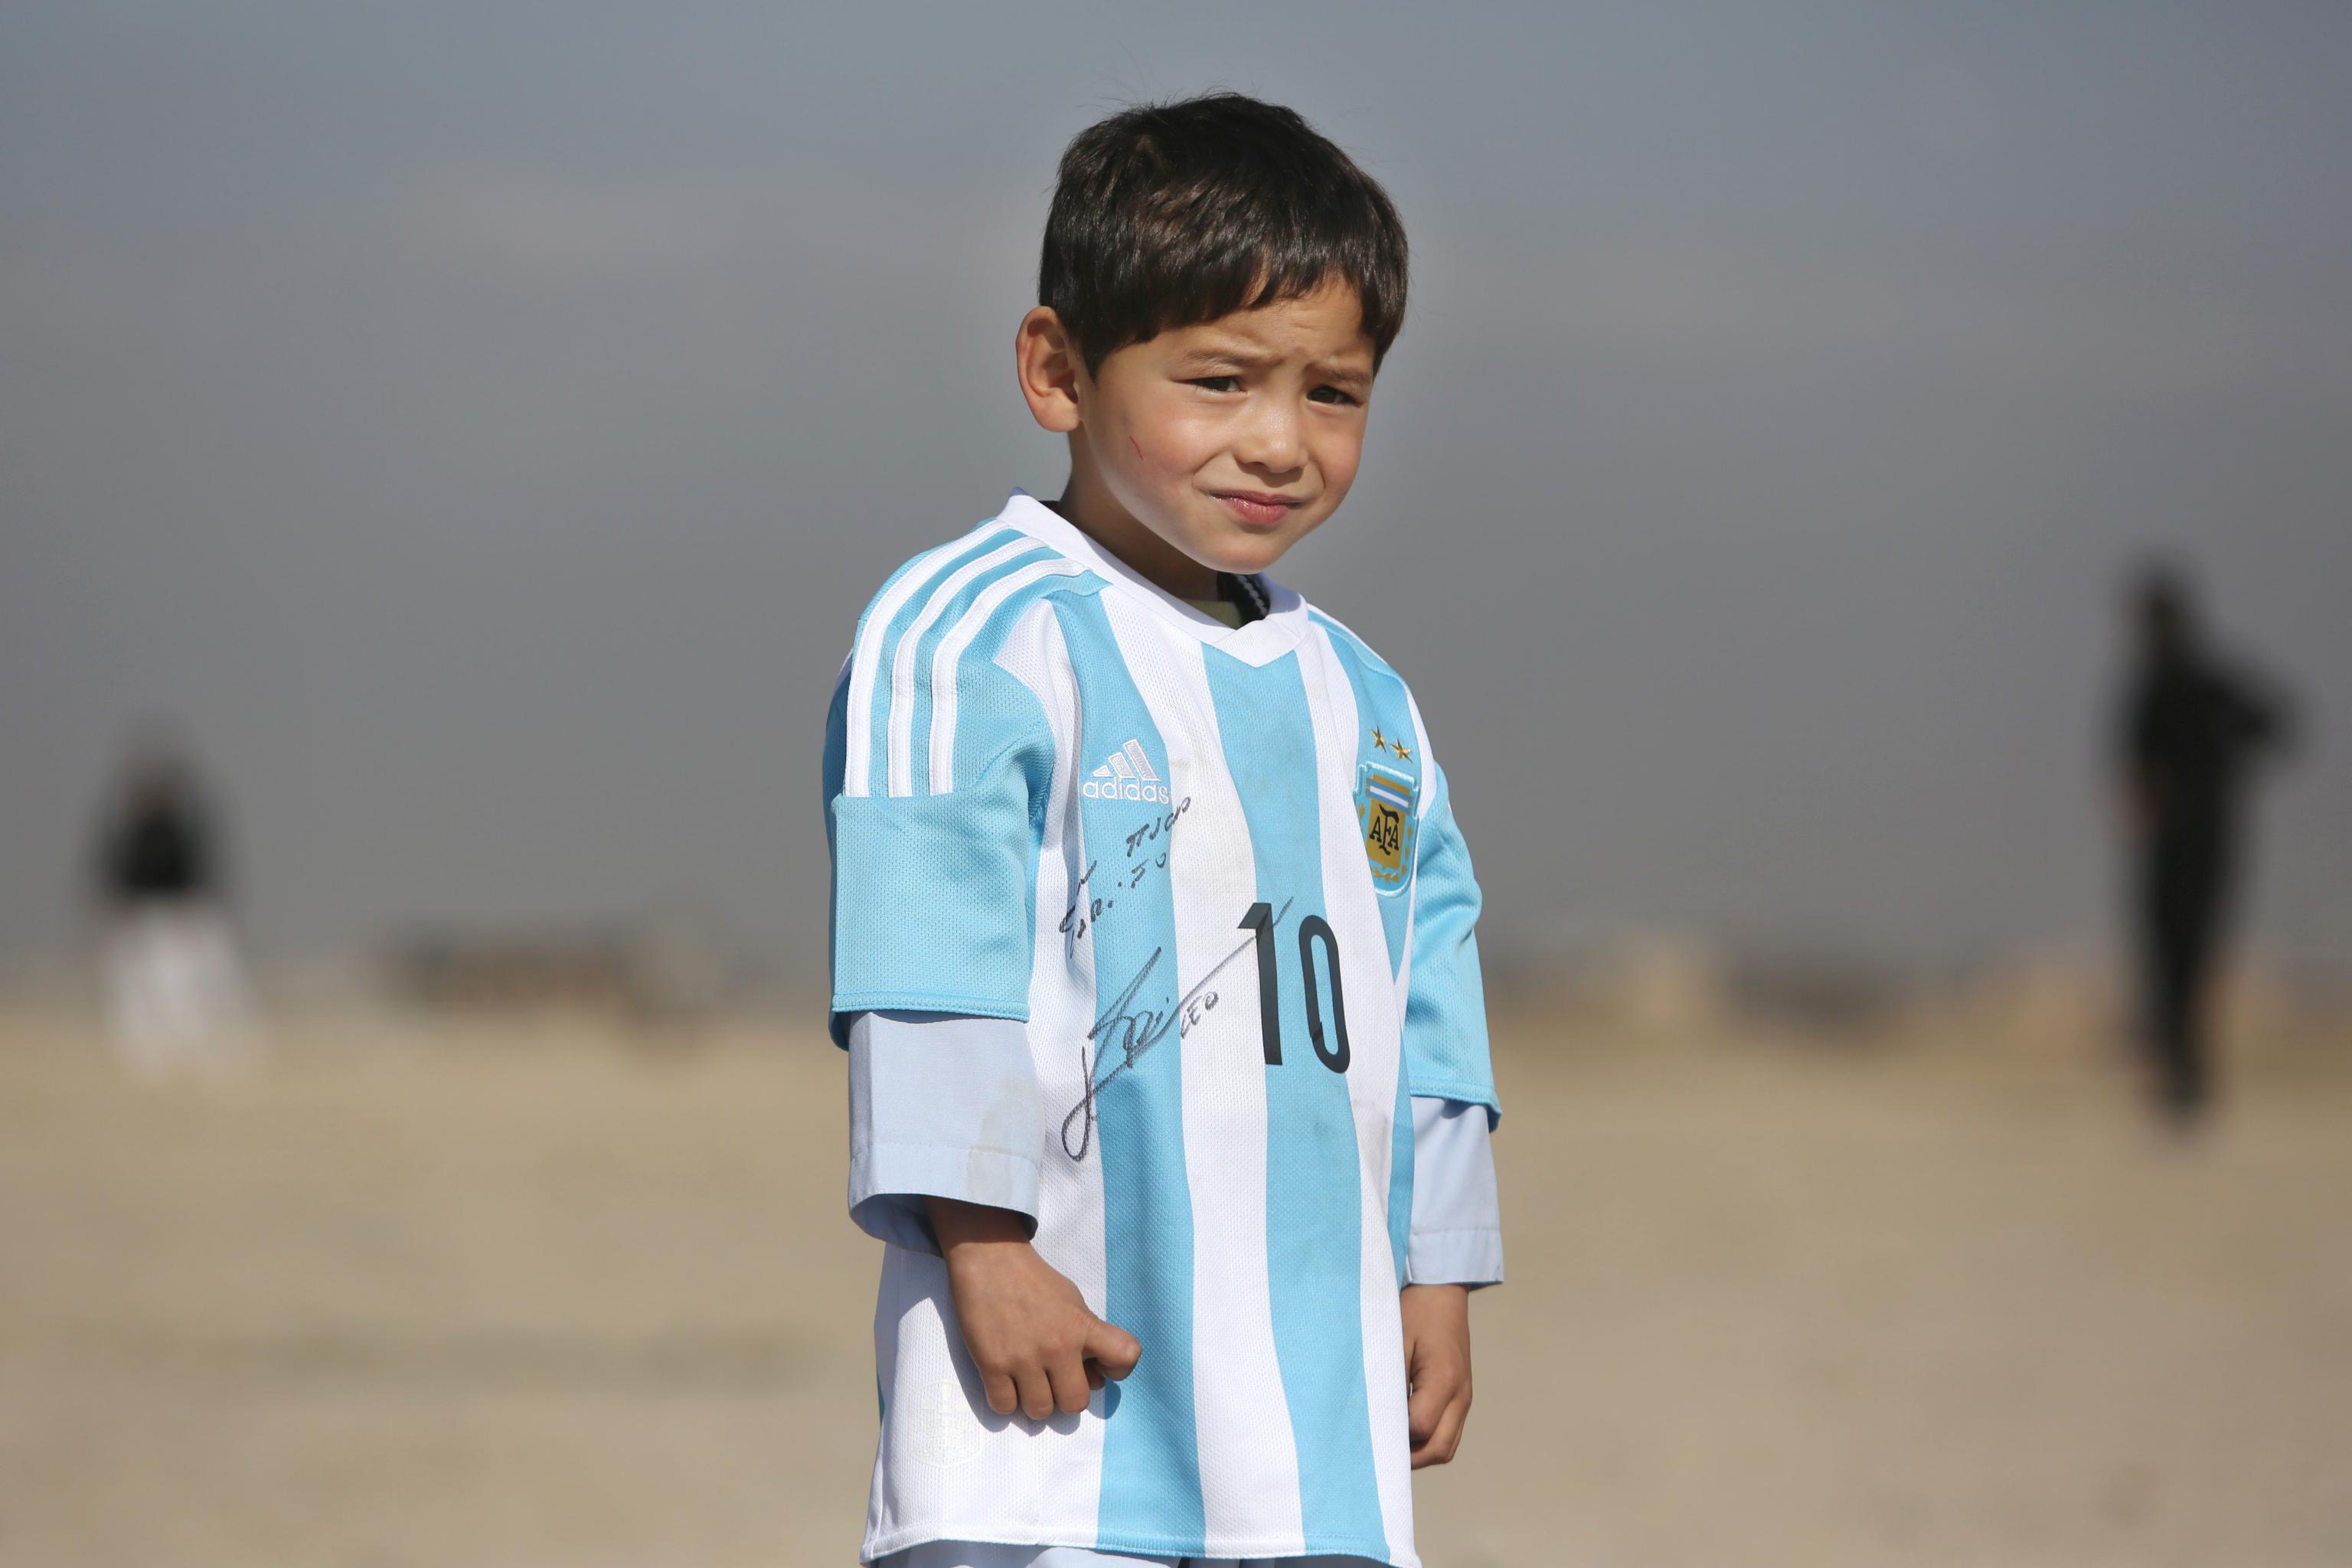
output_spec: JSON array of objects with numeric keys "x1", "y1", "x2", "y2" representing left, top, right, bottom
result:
[{"x1": 5, "y1": 2, "x2": 2347, "y2": 987}]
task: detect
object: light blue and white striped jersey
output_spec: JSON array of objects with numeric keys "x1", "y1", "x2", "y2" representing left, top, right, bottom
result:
[{"x1": 823, "y1": 492, "x2": 1498, "y2": 1568}]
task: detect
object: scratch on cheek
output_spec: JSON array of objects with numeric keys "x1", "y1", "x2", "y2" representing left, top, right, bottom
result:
[{"x1": 1129, "y1": 434, "x2": 1144, "y2": 462}]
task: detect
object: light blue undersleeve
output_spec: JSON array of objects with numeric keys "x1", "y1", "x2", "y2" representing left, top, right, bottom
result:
[
  {"x1": 847, "y1": 1010, "x2": 1044, "y2": 1254},
  {"x1": 846, "y1": 1011, "x2": 1501, "y2": 1285},
  {"x1": 1404, "y1": 1096, "x2": 1504, "y2": 1289}
]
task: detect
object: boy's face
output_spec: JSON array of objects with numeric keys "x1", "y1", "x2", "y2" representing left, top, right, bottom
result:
[{"x1": 1024, "y1": 279, "x2": 1378, "y2": 590}]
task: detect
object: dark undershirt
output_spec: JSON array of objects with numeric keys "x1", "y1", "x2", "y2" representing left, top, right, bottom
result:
[{"x1": 1188, "y1": 572, "x2": 1269, "y2": 628}]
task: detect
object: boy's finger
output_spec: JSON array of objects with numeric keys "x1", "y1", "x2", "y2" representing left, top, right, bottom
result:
[
  {"x1": 1406, "y1": 1364, "x2": 1459, "y2": 1444},
  {"x1": 1409, "y1": 1390, "x2": 1470, "y2": 1470},
  {"x1": 1015, "y1": 1365, "x2": 1058, "y2": 1423},
  {"x1": 979, "y1": 1367, "x2": 1020, "y2": 1417},
  {"x1": 1083, "y1": 1319, "x2": 1142, "y2": 1378},
  {"x1": 1046, "y1": 1353, "x2": 1093, "y2": 1416}
]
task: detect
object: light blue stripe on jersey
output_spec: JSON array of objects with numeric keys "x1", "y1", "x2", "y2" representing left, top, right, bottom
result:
[
  {"x1": 1308, "y1": 615, "x2": 1419, "y2": 977},
  {"x1": 1054, "y1": 596, "x2": 1204, "y2": 1553},
  {"x1": 854, "y1": 529, "x2": 1028, "y2": 796},
  {"x1": 901, "y1": 544, "x2": 1060, "y2": 795},
  {"x1": 1202, "y1": 645, "x2": 1387, "y2": 1561}
]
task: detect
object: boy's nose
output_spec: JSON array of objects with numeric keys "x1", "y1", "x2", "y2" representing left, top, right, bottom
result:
[{"x1": 1233, "y1": 411, "x2": 1306, "y2": 475}]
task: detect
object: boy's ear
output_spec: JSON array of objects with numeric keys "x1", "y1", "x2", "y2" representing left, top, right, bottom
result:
[{"x1": 1014, "y1": 307, "x2": 1083, "y2": 434}]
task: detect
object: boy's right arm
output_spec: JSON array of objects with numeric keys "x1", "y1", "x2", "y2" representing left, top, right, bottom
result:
[
  {"x1": 846, "y1": 1008, "x2": 1141, "y2": 1419},
  {"x1": 928, "y1": 1196, "x2": 1142, "y2": 1420},
  {"x1": 847, "y1": 1008, "x2": 1140, "y2": 1420},
  {"x1": 845, "y1": 997, "x2": 1148, "y2": 1427},
  {"x1": 827, "y1": 581, "x2": 1137, "y2": 1419}
]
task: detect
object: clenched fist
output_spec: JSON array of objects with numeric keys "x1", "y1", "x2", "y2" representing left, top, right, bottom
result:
[
  {"x1": 928, "y1": 1197, "x2": 1142, "y2": 1420},
  {"x1": 1401, "y1": 1282, "x2": 1473, "y2": 1468}
]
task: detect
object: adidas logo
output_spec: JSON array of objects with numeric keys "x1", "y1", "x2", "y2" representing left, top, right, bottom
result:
[{"x1": 1081, "y1": 739, "x2": 1171, "y2": 803}]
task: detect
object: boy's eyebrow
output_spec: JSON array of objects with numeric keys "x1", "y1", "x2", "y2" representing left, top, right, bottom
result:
[
  {"x1": 1173, "y1": 343, "x2": 1282, "y2": 368},
  {"x1": 1307, "y1": 357, "x2": 1375, "y2": 384},
  {"x1": 1173, "y1": 344, "x2": 1375, "y2": 381}
]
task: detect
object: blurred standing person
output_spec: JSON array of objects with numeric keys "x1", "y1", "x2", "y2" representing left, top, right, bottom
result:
[
  {"x1": 2115, "y1": 566, "x2": 2294, "y2": 1125},
  {"x1": 92, "y1": 737, "x2": 258, "y2": 1078}
]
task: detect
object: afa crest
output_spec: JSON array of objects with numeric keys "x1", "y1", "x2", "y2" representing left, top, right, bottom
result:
[{"x1": 1356, "y1": 759, "x2": 1417, "y2": 893}]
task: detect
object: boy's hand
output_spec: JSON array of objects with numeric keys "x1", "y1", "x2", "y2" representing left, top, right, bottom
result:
[
  {"x1": 1400, "y1": 1282, "x2": 1473, "y2": 1468},
  {"x1": 928, "y1": 1197, "x2": 1142, "y2": 1420}
]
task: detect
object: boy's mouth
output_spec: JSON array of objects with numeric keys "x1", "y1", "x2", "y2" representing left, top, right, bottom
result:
[{"x1": 1209, "y1": 490, "x2": 1304, "y2": 529}]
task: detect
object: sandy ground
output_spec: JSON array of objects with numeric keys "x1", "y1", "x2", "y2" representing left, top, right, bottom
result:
[{"x1": 2, "y1": 1005, "x2": 2348, "y2": 1568}]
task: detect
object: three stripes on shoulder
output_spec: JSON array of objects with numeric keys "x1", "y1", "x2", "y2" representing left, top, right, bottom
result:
[{"x1": 841, "y1": 528, "x2": 1089, "y2": 800}]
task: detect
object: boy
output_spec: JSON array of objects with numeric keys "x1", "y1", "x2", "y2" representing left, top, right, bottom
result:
[{"x1": 825, "y1": 94, "x2": 1501, "y2": 1568}]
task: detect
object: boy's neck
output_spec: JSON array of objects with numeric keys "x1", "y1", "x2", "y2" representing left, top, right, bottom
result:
[{"x1": 1050, "y1": 457, "x2": 1220, "y2": 601}]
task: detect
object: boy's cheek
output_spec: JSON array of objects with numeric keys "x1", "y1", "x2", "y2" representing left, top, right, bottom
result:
[
  {"x1": 1113, "y1": 434, "x2": 1210, "y2": 518},
  {"x1": 1317, "y1": 451, "x2": 1361, "y2": 506},
  {"x1": 1132, "y1": 410, "x2": 1229, "y2": 483},
  {"x1": 1321, "y1": 416, "x2": 1368, "y2": 478},
  {"x1": 1304, "y1": 447, "x2": 1361, "y2": 518},
  {"x1": 1095, "y1": 394, "x2": 1191, "y2": 480}
]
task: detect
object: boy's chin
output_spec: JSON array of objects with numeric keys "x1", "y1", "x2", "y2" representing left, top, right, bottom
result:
[{"x1": 1182, "y1": 526, "x2": 1305, "y2": 580}]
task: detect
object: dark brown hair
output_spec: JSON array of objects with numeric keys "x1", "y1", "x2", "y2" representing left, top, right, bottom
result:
[{"x1": 1040, "y1": 93, "x2": 1410, "y2": 372}]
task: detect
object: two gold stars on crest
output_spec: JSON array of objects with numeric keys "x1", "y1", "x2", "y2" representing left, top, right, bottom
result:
[{"x1": 1369, "y1": 725, "x2": 1413, "y2": 762}]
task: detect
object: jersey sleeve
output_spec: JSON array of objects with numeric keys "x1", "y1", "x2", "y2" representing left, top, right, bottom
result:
[
  {"x1": 1402, "y1": 693, "x2": 1499, "y2": 1124},
  {"x1": 822, "y1": 582, "x2": 1065, "y2": 1044}
]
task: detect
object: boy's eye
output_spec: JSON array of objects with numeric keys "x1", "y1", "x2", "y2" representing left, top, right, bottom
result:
[
  {"x1": 1187, "y1": 375, "x2": 1243, "y2": 393},
  {"x1": 1309, "y1": 385, "x2": 1362, "y2": 407}
]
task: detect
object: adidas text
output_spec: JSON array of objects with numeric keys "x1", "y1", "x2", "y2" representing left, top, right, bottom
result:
[{"x1": 1082, "y1": 740, "x2": 1171, "y2": 804}]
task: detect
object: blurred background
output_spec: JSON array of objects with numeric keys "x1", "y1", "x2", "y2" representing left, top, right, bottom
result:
[{"x1": 2, "y1": 5, "x2": 2347, "y2": 1565}]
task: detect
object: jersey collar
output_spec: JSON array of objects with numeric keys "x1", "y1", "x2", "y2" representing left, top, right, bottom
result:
[{"x1": 995, "y1": 491, "x2": 1311, "y2": 665}]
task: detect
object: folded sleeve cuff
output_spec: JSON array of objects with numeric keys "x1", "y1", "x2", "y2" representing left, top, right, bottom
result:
[
  {"x1": 848, "y1": 1140, "x2": 1042, "y2": 1254},
  {"x1": 1405, "y1": 1095, "x2": 1504, "y2": 1288},
  {"x1": 1405, "y1": 1225, "x2": 1506, "y2": 1288},
  {"x1": 845, "y1": 1010, "x2": 1044, "y2": 1255}
]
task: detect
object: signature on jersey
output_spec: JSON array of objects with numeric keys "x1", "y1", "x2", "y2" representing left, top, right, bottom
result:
[
  {"x1": 1059, "y1": 797, "x2": 1191, "y2": 945},
  {"x1": 1059, "y1": 896, "x2": 1291, "y2": 1161}
]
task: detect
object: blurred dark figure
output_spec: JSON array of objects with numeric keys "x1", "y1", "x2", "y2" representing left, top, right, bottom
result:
[
  {"x1": 2115, "y1": 567, "x2": 2294, "y2": 1124},
  {"x1": 98, "y1": 744, "x2": 221, "y2": 910},
  {"x1": 92, "y1": 738, "x2": 257, "y2": 1076}
]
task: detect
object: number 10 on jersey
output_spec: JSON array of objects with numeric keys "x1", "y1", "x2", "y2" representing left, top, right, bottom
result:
[{"x1": 1240, "y1": 902, "x2": 1351, "y2": 1074}]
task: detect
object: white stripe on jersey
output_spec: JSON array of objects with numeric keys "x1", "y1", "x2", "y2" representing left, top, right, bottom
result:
[
  {"x1": 864, "y1": 600, "x2": 1110, "y2": 1556},
  {"x1": 1110, "y1": 593, "x2": 1308, "y2": 1553},
  {"x1": 995, "y1": 599, "x2": 1112, "y2": 1533},
  {"x1": 1400, "y1": 688, "x2": 1439, "y2": 825},
  {"x1": 885, "y1": 536, "x2": 1048, "y2": 803},
  {"x1": 841, "y1": 523, "x2": 997, "y2": 799},
  {"x1": 920, "y1": 560, "x2": 1087, "y2": 795}
]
